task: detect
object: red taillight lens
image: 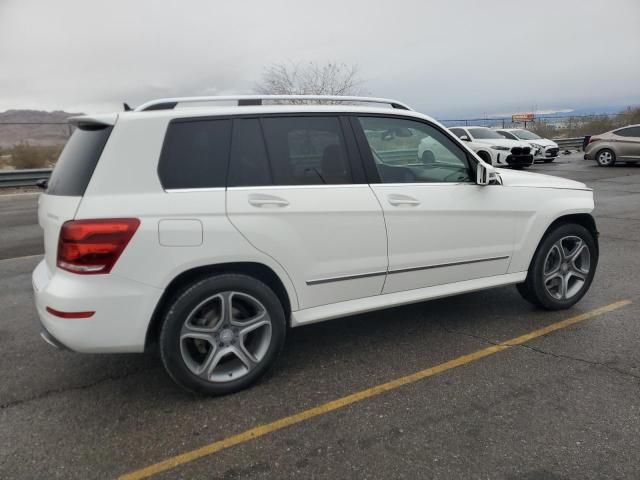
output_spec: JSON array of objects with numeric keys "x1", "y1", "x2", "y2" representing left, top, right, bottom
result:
[
  {"x1": 588, "y1": 137, "x2": 600, "y2": 144},
  {"x1": 57, "y1": 218, "x2": 140, "y2": 274}
]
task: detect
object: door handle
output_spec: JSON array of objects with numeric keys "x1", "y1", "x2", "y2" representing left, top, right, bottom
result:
[
  {"x1": 387, "y1": 194, "x2": 421, "y2": 207},
  {"x1": 248, "y1": 194, "x2": 290, "y2": 208}
]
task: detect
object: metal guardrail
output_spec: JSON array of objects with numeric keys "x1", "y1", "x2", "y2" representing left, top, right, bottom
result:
[
  {"x1": 554, "y1": 137, "x2": 585, "y2": 150},
  {"x1": 0, "y1": 168, "x2": 52, "y2": 188}
]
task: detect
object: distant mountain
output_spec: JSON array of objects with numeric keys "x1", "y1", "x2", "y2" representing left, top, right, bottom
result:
[
  {"x1": 432, "y1": 103, "x2": 640, "y2": 121},
  {"x1": 0, "y1": 110, "x2": 81, "y2": 148}
]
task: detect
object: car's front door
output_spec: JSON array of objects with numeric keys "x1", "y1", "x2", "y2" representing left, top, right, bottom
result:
[
  {"x1": 352, "y1": 115, "x2": 518, "y2": 294},
  {"x1": 226, "y1": 115, "x2": 388, "y2": 310}
]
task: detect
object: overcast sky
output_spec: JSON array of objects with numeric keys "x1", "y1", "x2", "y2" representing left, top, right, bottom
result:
[{"x1": 1, "y1": 0, "x2": 638, "y2": 117}]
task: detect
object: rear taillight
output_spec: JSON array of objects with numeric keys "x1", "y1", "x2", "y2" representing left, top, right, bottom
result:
[
  {"x1": 588, "y1": 137, "x2": 600, "y2": 144},
  {"x1": 57, "y1": 218, "x2": 140, "y2": 274}
]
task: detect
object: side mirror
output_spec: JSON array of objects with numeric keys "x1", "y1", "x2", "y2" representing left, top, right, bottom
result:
[
  {"x1": 476, "y1": 161, "x2": 496, "y2": 186},
  {"x1": 460, "y1": 135, "x2": 470, "y2": 141}
]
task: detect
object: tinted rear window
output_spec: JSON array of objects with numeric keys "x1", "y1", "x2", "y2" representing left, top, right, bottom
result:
[
  {"x1": 47, "y1": 125, "x2": 112, "y2": 196},
  {"x1": 261, "y1": 116, "x2": 353, "y2": 185},
  {"x1": 227, "y1": 118, "x2": 272, "y2": 187},
  {"x1": 158, "y1": 119, "x2": 231, "y2": 189}
]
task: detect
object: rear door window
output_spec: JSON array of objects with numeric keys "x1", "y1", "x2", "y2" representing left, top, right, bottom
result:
[
  {"x1": 158, "y1": 119, "x2": 231, "y2": 189},
  {"x1": 227, "y1": 118, "x2": 272, "y2": 187},
  {"x1": 261, "y1": 116, "x2": 353, "y2": 185},
  {"x1": 47, "y1": 125, "x2": 112, "y2": 196}
]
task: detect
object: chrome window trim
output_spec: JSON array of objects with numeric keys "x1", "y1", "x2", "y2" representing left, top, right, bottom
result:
[
  {"x1": 226, "y1": 184, "x2": 368, "y2": 191},
  {"x1": 165, "y1": 187, "x2": 226, "y2": 193}
]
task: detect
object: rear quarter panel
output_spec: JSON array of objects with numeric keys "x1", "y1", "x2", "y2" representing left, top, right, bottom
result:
[{"x1": 76, "y1": 115, "x2": 300, "y2": 309}]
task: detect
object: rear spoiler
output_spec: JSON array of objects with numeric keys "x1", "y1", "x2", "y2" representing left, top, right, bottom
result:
[{"x1": 68, "y1": 113, "x2": 118, "y2": 128}]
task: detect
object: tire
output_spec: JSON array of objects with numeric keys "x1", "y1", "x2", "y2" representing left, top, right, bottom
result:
[
  {"x1": 159, "y1": 274, "x2": 286, "y2": 395},
  {"x1": 516, "y1": 223, "x2": 598, "y2": 310},
  {"x1": 596, "y1": 149, "x2": 616, "y2": 167}
]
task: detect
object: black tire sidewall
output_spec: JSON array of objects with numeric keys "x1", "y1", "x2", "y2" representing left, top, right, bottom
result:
[
  {"x1": 159, "y1": 274, "x2": 286, "y2": 395},
  {"x1": 528, "y1": 224, "x2": 598, "y2": 310}
]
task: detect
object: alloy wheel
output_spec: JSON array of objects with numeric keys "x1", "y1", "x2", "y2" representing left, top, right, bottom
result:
[
  {"x1": 543, "y1": 236, "x2": 591, "y2": 301},
  {"x1": 179, "y1": 291, "x2": 272, "y2": 383},
  {"x1": 598, "y1": 151, "x2": 613, "y2": 166}
]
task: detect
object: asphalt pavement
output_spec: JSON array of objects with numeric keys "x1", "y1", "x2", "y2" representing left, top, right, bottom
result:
[{"x1": 1, "y1": 153, "x2": 640, "y2": 480}]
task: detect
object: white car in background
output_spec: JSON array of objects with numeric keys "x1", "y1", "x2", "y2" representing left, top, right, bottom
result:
[
  {"x1": 449, "y1": 126, "x2": 534, "y2": 169},
  {"x1": 496, "y1": 128, "x2": 560, "y2": 163}
]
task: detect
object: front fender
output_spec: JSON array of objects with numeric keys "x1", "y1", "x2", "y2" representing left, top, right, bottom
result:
[{"x1": 508, "y1": 191, "x2": 595, "y2": 273}]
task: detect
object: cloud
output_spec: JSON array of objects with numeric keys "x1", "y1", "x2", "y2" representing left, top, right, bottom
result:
[{"x1": 1, "y1": 0, "x2": 639, "y2": 116}]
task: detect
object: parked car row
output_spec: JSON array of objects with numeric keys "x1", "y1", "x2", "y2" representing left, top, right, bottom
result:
[
  {"x1": 448, "y1": 122, "x2": 640, "y2": 169},
  {"x1": 447, "y1": 126, "x2": 559, "y2": 169}
]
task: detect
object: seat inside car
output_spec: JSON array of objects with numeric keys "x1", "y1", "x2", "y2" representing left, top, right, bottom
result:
[{"x1": 421, "y1": 149, "x2": 435, "y2": 164}]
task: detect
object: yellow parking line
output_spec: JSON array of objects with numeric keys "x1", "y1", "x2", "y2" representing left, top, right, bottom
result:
[{"x1": 119, "y1": 300, "x2": 631, "y2": 480}]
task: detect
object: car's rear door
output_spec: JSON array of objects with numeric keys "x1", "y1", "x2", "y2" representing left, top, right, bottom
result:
[
  {"x1": 352, "y1": 114, "x2": 517, "y2": 294},
  {"x1": 226, "y1": 115, "x2": 388, "y2": 310}
]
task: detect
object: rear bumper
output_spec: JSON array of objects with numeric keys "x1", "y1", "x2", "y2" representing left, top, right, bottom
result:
[{"x1": 32, "y1": 260, "x2": 163, "y2": 353}]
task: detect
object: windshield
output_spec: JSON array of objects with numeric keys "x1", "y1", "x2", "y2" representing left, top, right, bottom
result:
[
  {"x1": 468, "y1": 128, "x2": 504, "y2": 140},
  {"x1": 513, "y1": 129, "x2": 541, "y2": 140}
]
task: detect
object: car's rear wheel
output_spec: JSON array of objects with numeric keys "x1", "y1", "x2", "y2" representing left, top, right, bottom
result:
[
  {"x1": 596, "y1": 149, "x2": 616, "y2": 167},
  {"x1": 159, "y1": 274, "x2": 286, "y2": 395},
  {"x1": 516, "y1": 223, "x2": 597, "y2": 310}
]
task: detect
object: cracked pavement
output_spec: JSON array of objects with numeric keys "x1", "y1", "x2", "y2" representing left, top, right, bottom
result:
[{"x1": 1, "y1": 153, "x2": 640, "y2": 479}]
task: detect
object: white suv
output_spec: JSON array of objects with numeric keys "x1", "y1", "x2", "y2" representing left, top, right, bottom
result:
[
  {"x1": 496, "y1": 128, "x2": 560, "y2": 163},
  {"x1": 33, "y1": 95, "x2": 599, "y2": 395},
  {"x1": 449, "y1": 126, "x2": 534, "y2": 168}
]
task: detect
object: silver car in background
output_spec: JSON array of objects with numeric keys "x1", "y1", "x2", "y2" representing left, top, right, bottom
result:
[{"x1": 584, "y1": 124, "x2": 640, "y2": 167}]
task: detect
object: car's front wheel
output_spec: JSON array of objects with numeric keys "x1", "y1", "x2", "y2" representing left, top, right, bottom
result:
[
  {"x1": 596, "y1": 149, "x2": 616, "y2": 167},
  {"x1": 159, "y1": 274, "x2": 286, "y2": 395},
  {"x1": 516, "y1": 223, "x2": 598, "y2": 310}
]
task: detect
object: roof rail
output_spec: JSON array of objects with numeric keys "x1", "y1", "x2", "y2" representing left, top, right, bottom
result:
[{"x1": 134, "y1": 95, "x2": 412, "y2": 112}]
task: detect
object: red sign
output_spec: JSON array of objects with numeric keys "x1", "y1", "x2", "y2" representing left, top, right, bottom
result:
[{"x1": 512, "y1": 113, "x2": 535, "y2": 122}]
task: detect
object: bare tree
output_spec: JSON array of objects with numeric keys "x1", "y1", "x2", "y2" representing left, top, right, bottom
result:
[{"x1": 254, "y1": 61, "x2": 365, "y2": 98}]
